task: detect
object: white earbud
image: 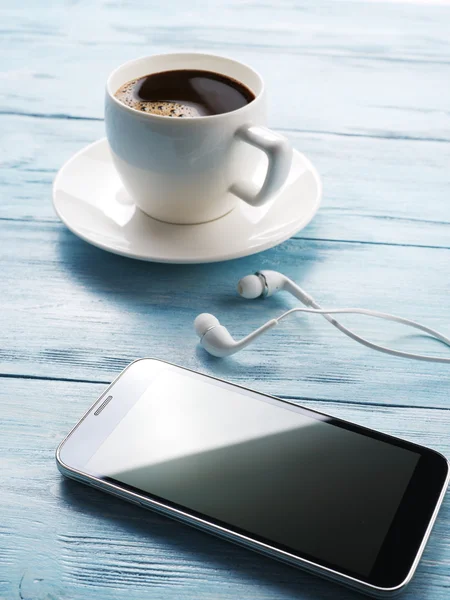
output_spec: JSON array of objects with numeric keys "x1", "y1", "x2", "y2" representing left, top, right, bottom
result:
[
  {"x1": 193, "y1": 313, "x2": 220, "y2": 337},
  {"x1": 237, "y1": 270, "x2": 314, "y2": 304},
  {"x1": 194, "y1": 313, "x2": 278, "y2": 357},
  {"x1": 236, "y1": 274, "x2": 264, "y2": 299},
  {"x1": 194, "y1": 271, "x2": 450, "y2": 363}
]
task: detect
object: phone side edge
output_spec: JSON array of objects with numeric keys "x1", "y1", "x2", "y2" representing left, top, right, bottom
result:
[{"x1": 388, "y1": 454, "x2": 450, "y2": 596}]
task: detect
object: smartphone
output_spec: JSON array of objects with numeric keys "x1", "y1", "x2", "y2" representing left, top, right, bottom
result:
[{"x1": 56, "y1": 359, "x2": 448, "y2": 597}]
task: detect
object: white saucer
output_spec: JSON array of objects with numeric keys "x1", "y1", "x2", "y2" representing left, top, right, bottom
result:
[{"x1": 53, "y1": 138, "x2": 322, "y2": 263}]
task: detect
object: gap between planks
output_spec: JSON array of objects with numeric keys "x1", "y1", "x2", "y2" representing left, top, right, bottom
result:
[
  {"x1": 1, "y1": 110, "x2": 449, "y2": 145},
  {"x1": 1, "y1": 372, "x2": 448, "y2": 412},
  {"x1": 1, "y1": 218, "x2": 449, "y2": 252}
]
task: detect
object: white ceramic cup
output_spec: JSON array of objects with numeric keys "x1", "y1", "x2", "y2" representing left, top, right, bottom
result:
[{"x1": 105, "y1": 53, "x2": 293, "y2": 225}]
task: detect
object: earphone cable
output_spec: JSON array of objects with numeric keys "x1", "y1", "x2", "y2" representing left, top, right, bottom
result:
[{"x1": 275, "y1": 306, "x2": 450, "y2": 364}]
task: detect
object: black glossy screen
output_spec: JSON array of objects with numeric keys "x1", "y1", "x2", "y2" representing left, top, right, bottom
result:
[{"x1": 86, "y1": 369, "x2": 420, "y2": 577}]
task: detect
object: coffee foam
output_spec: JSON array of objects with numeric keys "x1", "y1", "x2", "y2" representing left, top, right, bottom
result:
[{"x1": 115, "y1": 78, "x2": 205, "y2": 117}]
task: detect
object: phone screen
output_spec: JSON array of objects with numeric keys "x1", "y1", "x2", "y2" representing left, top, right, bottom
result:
[{"x1": 84, "y1": 367, "x2": 421, "y2": 579}]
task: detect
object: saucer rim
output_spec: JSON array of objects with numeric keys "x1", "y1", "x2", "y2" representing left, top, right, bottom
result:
[{"x1": 53, "y1": 138, "x2": 322, "y2": 264}]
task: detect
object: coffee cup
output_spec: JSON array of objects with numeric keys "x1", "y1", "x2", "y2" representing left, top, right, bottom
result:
[{"x1": 105, "y1": 53, "x2": 293, "y2": 225}]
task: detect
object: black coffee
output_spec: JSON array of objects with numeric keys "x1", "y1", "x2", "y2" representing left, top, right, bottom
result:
[{"x1": 114, "y1": 69, "x2": 255, "y2": 117}]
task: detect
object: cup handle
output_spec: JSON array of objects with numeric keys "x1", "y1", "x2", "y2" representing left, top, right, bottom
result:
[{"x1": 230, "y1": 125, "x2": 293, "y2": 207}]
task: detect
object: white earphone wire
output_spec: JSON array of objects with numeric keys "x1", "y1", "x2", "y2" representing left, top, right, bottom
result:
[{"x1": 274, "y1": 305, "x2": 450, "y2": 364}]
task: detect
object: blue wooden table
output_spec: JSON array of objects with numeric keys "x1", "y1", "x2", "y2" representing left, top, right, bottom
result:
[{"x1": 2, "y1": 1, "x2": 450, "y2": 598}]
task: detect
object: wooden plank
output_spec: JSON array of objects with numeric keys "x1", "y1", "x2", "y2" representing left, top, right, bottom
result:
[
  {"x1": 2, "y1": 1, "x2": 449, "y2": 599},
  {"x1": 1, "y1": 1, "x2": 450, "y2": 140},
  {"x1": 1, "y1": 114, "x2": 450, "y2": 248},
  {"x1": 1, "y1": 219, "x2": 449, "y2": 408},
  {"x1": 1, "y1": 376, "x2": 449, "y2": 600}
]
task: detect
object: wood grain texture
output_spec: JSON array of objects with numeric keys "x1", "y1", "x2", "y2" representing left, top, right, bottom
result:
[
  {"x1": 1, "y1": 219, "x2": 449, "y2": 407},
  {"x1": 1, "y1": 0, "x2": 449, "y2": 599},
  {"x1": 2, "y1": 1, "x2": 450, "y2": 140}
]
